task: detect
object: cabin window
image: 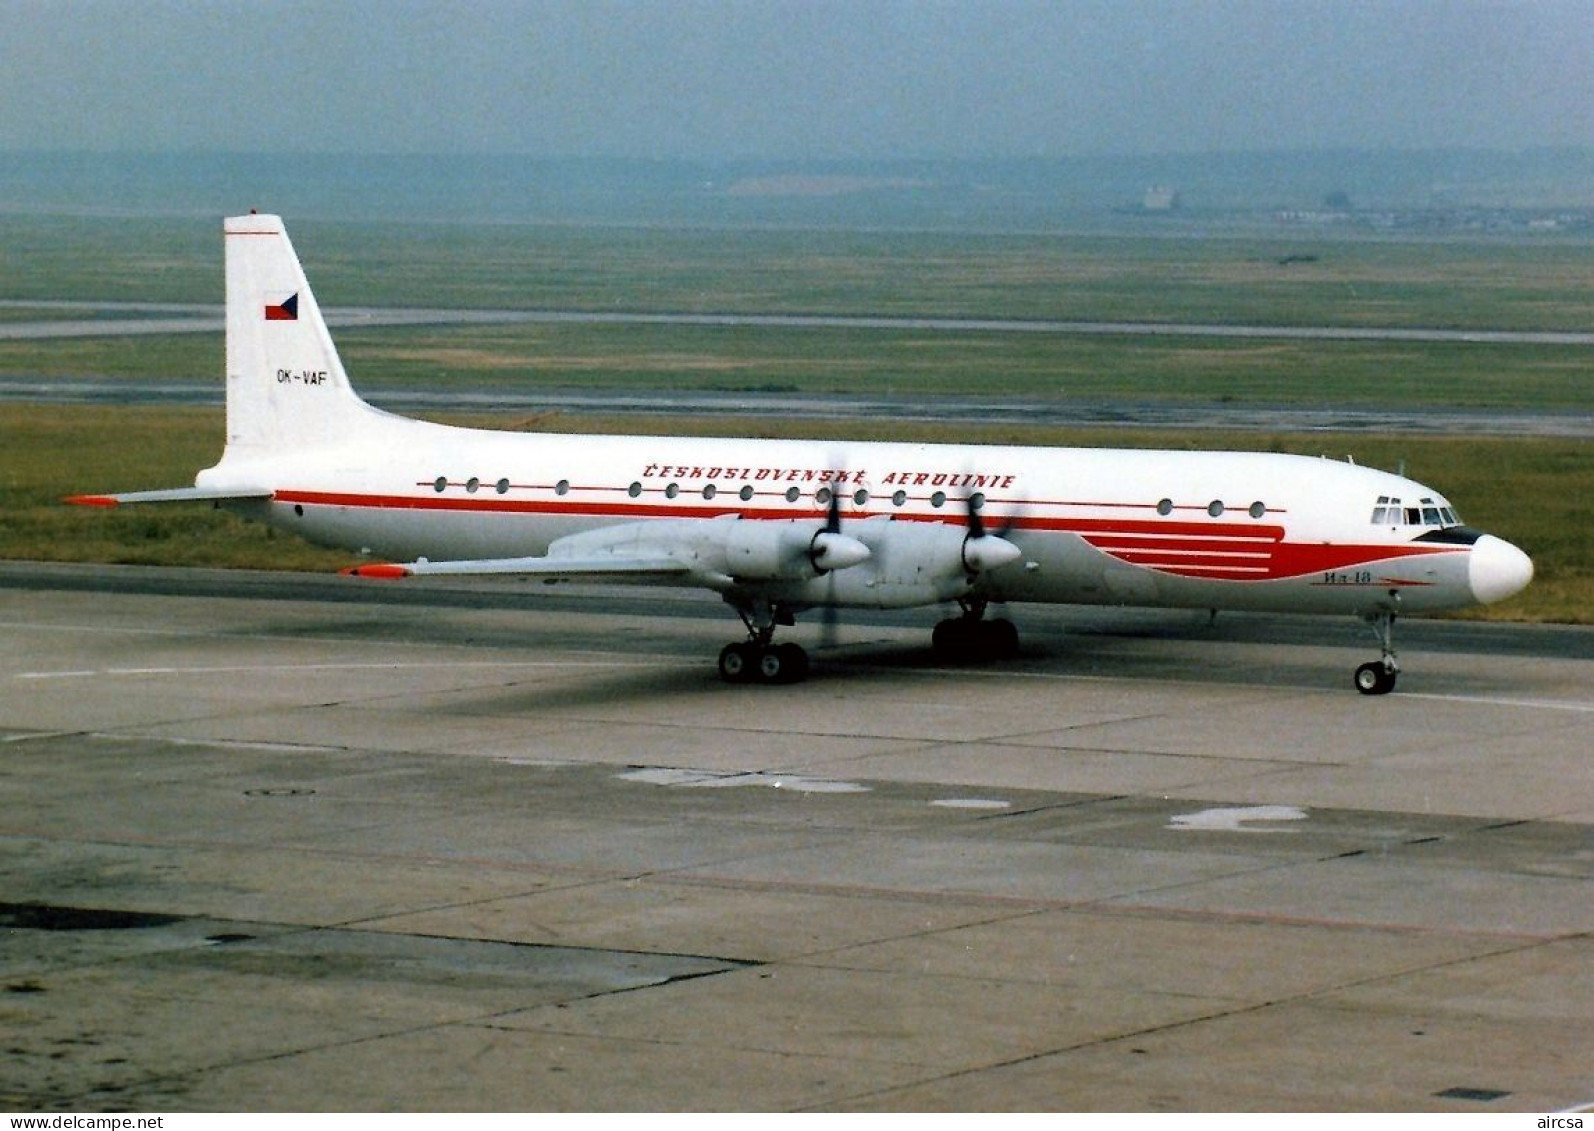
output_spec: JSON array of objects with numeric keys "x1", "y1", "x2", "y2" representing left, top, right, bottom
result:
[
  {"x1": 433, "y1": 476, "x2": 447, "y2": 493},
  {"x1": 785, "y1": 487, "x2": 800, "y2": 503},
  {"x1": 466, "y1": 477, "x2": 480, "y2": 494},
  {"x1": 1207, "y1": 500, "x2": 1225, "y2": 518},
  {"x1": 892, "y1": 489, "x2": 907, "y2": 507},
  {"x1": 931, "y1": 491, "x2": 947, "y2": 508},
  {"x1": 702, "y1": 484, "x2": 717, "y2": 500},
  {"x1": 555, "y1": 479, "x2": 570, "y2": 496},
  {"x1": 1157, "y1": 498, "x2": 1173, "y2": 516},
  {"x1": 628, "y1": 482, "x2": 642, "y2": 498},
  {"x1": 1249, "y1": 501, "x2": 1266, "y2": 519},
  {"x1": 664, "y1": 483, "x2": 679, "y2": 499},
  {"x1": 495, "y1": 478, "x2": 509, "y2": 495},
  {"x1": 739, "y1": 485, "x2": 754, "y2": 502},
  {"x1": 969, "y1": 492, "x2": 985, "y2": 512},
  {"x1": 853, "y1": 488, "x2": 869, "y2": 506},
  {"x1": 815, "y1": 487, "x2": 832, "y2": 506}
]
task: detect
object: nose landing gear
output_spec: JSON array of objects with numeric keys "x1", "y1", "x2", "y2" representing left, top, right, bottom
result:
[{"x1": 1355, "y1": 606, "x2": 1400, "y2": 695}]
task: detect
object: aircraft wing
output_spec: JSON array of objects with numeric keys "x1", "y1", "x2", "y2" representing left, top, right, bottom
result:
[
  {"x1": 343, "y1": 554, "x2": 697, "y2": 583},
  {"x1": 340, "y1": 515, "x2": 871, "y2": 589},
  {"x1": 65, "y1": 487, "x2": 274, "y2": 507}
]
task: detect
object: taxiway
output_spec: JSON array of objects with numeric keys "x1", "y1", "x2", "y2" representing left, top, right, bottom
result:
[{"x1": 2, "y1": 563, "x2": 1592, "y2": 1111}]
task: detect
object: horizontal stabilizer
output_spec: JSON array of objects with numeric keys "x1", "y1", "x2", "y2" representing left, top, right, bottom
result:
[{"x1": 64, "y1": 486, "x2": 273, "y2": 508}]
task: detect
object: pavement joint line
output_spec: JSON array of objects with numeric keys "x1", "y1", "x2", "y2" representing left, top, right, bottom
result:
[
  {"x1": 2, "y1": 729, "x2": 95, "y2": 744},
  {"x1": 1400, "y1": 691, "x2": 1594, "y2": 714},
  {"x1": 63, "y1": 950, "x2": 760, "y2": 1107},
  {"x1": 808, "y1": 931, "x2": 1564, "y2": 1112},
  {"x1": 14, "y1": 659, "x2": 658, "y2": 680}
]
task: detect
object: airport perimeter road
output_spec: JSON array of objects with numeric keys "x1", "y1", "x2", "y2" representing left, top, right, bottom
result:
[
  {"x1": 2, "y1": 564, "x2": 1593, "y2": 1111},
  {"x1": 7, "y1": 301, "x2": 1594, "y2": 344}
]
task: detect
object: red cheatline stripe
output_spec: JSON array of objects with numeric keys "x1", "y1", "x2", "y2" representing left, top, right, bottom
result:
[
  {"x1": 1109, "y1": 551, "x2": 1268, "y2": 563},
  {"x1": 1144, "y1": 564, "x2": 1272, "y2": 577}
]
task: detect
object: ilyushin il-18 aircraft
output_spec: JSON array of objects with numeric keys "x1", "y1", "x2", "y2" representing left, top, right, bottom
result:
[{"x1": 70, "y1": 214, "x2": 1534, "y2": 693}]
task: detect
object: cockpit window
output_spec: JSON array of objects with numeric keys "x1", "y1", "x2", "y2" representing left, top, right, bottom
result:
[{"x1": 1370, "y1": 494, "x2": 1461, "y2": 528}]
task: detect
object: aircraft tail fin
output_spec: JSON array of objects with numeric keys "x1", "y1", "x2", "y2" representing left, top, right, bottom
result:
[{"x1": 216, "y1": 213, "x2": 389, "y2": 464}]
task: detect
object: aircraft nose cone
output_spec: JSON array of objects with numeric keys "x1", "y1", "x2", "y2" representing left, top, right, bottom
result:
[{"x1": 1469, "y1": 534, "x2": 1534, "y2": 605}]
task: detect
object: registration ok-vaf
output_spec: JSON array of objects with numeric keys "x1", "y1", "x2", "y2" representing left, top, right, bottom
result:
[{"x1": 70, "y1": 215, "x2": 1534, "y2": 693}]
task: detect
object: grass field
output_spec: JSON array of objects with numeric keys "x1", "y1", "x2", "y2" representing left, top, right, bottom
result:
[
  {"x1": 5, "y1": 317, "x2": 1591, "y2": 411},
  {"x1": 2, "y1": 216, "x2": 1588, "y2": 622},
  {"x1": 9, "y1": 213, "x2": 1594, "y2": 329}
]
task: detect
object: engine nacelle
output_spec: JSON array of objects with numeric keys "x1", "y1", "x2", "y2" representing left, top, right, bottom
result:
[
  {"x1": 781, "y1": 518, "x2": 1025, "y2": 609},
  {"x1": 722, "y1": 519, "x2": 868, "y2": 579}
]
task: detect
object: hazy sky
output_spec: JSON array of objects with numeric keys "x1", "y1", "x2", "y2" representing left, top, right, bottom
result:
[{"x1": 4, "y1": 0, "x2": 1592, "y2": 159}]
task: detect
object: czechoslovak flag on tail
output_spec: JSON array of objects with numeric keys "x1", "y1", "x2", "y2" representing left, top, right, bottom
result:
[{"x1": 265, "y1": 293, "x2": 299, "y2": 321}]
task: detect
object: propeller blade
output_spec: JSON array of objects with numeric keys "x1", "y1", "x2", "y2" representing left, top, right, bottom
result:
[
  {"x1": 966, "y1": 492, "x2": 986, "y2": 540},
  {"x1": 819, "y1": 601, "x2": 841, "y2": 650}
]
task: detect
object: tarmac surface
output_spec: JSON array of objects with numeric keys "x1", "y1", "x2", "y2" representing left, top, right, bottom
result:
[{"x1": 2, "y1": 563, "x2": 1592, "y2": 1111}]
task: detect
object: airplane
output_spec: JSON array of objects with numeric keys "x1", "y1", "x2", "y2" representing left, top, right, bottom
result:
[{"x1": 68, "y1": 213, "x2": 1534, "y2": 694}]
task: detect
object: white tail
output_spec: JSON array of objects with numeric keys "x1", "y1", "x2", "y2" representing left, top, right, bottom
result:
[{"x1": 217, "y1": 213, "x2": 388, "y2": 462}]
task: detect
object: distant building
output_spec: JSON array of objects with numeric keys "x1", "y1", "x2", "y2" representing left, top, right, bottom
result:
[{"x1": 1142, "y1": 186, "x2": 1180, "y2": 212}]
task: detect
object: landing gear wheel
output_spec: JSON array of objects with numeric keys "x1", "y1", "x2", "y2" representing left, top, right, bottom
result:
[
  {"x1": 932, "y1": 615, "x2": 1020, "y2": 661},
  {"x1": 931, "y1": 617, "x2": 966, "y2": 656},
  {"x1": 761, "y1": 643, "x2": 803, "y2": 688},
  {"x1": 755, "y1": 645, "x2": 788, "y2": 684},
  {"x1": 982, "y1": 617, "x2": 1020, "y2": 659},
  {"x1": 718, "y1": 642, "x2": 755, "y2": 683},
  {"x1": 719, "y1": 641, "x2": 810, "y2": 685},
  {"x1": 1354, "y1": 661, "x2": 1397, "y2": 696},
  {"x1": 1356, "y1": 604, "x2": 1401, "y2": 696}
]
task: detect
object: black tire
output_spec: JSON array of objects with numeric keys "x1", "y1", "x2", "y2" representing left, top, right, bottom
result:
[
  {"x1": 1354, "y1": 661, "x2": 1396, "y2": 696},
  {"x1": 931, "y1": 617, "x2": 971, "y2": 658},
  {"x1": 756, "y1": 645, "x2": 786, "y2": 684},
  {"x1": 718, "y1": 642, "x2": 753, "y2": 683},
  {"x1": 981, "y1": 618, "x2": 1020, "y2": 658},
  {"x1": 772, "y1": 642, "x2": 810, "y2": 684}
]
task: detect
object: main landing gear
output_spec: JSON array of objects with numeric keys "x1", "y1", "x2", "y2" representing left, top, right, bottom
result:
[
  {"x1": 1354, "y1": 607, "x2": 1400, "y2": 696},
  {"x1": 931, "y1": 599, "x2": 1020, "y2": 661},
  {"x1": 718, "y1": 640, "x2": 810, "y2": 685},
  {"x1": 719, "y1": 601, "x2": 810, "y2": 685},
  {"x1": 717, "y1": 597, "x2": 1022, "y2": 685}
]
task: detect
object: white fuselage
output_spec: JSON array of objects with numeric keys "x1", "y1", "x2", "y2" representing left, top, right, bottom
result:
[{"x1": 205, "y1": 409, "x2": 1508, "y2": 620}]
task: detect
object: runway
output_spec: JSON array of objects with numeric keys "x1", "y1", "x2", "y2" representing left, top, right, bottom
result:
[{"x1": 3, "y1": 563, "x2": 1592, "y2": 1111}]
